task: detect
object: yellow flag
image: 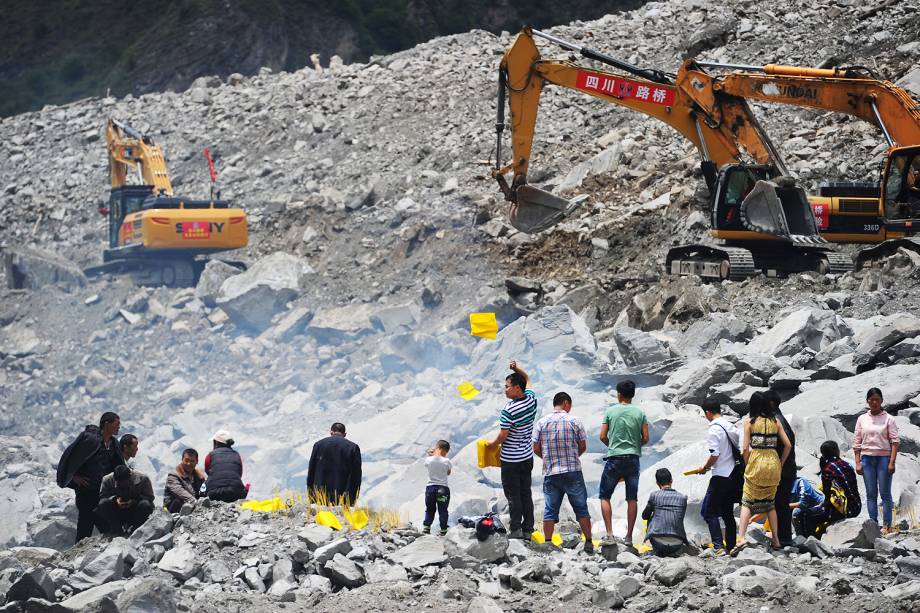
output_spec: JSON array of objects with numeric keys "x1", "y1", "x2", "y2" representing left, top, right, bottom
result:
[
  {"x1": 457, "y1": 381, "x2": 480, "y2": 400},
  {"x1": 531, "y1": 531, "x2": 545, "y2": 544},
  {"x1": 469, "y1": 312, "x2": 498, "y2": 339},
  {"x1": 343, "y1": 507, "x2": 369, "y2": 531},
  {"x1": 239, "y1": 496, "x2": 286, "y2": 513},
  {"x1": 315, "y1": 510, "x2": 343, "y2": 530}
]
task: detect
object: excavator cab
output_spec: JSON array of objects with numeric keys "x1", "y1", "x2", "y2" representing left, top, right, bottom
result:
[
  {"x1": 106, "y1": 185, "x2": 154, "y2": 248},
  {"x1": 712, "y1": 165, "x2": 822, "y2": 243},
  {"x1": 881, "y1": 146, "x2": 920, "y2": 223}
]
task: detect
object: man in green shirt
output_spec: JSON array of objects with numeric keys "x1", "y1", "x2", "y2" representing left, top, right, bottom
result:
[{"x1": 598, "y1": 380, "x2": 649, "y2": 547}]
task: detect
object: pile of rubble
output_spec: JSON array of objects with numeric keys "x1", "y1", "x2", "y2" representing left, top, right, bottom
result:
[{"x1": 4, "y1": 503, "x2": 920, "y2": 612}]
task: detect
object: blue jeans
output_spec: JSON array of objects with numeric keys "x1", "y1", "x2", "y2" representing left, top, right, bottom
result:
[
  {"x1": 650, "y1": 537, "x2": 683, "y2": 557},
  {"x1": 598, "y1": 455, "x2": 640, "y2": 501},
  {"x1": 543, "y1": 471, "x2": 590, "y2": 521},
  {"x1": 423, "y1": 485, "x2": 450, "y2": 530},
  {"x1": 861, "y1": 455, "x2": 893, "y2": 527}
]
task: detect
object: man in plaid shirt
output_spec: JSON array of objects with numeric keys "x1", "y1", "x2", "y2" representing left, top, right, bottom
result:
[{"x1": 532, "y1": 392, "x2": 594, "y2": 554}]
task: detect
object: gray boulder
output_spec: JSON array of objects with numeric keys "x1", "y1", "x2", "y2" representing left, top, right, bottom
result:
[
  {"x1": 324, "y1": 553, "x2": 365, "y2": 589},
  {"x1": 897, "y1": 557, "x2": 920, "y2": 582},
  {"x1": 388, "y1": 535, "x2": 447, "y2": 569},
  {"x1": 370, "y1": 304, "x2": 417, "y2": 334},
  {"x1": 266, "y1": 558, "x2": 297, "y2": 598},
  {"x1": 725, "y1": 547, "x2": 779, "y2": 570},
  {"x1": 307, "y1": 303, "x2": 376, "y2": 344},
  {"x1": 155, "y1": 546, "x2": 199, "y2": 582},
  {"x1": 194, "y1": 260, "x2": 241, "y2": 307},
  {"x1": 57, "y1": 581, "x2": 126, "y2": 611},
  {"x1": 6, "y1": 568, "x2": 55, "y2": 602},
  {"x1": 70, "y1": 542, "x2": 126, "y2": 590},
  {"x1": 313, "y1": 538, "x2": 352, "y2": 567},
  {"x1": 297, "y1": 524, "x2": 335, "y2": 551},
  {"x1": 675, "y1": 313, "x2": 753, "y2": 357},
  {"x1": 444, "y1": 527, "x2": 508, "y2": 564},
  {"x1": 783, "y1": 364, "x2": 920, "y2": 419},
  {"x1": 800, "y1": 536, "x2": 834, "y2": 559},
  {"x1": 364, "y1": 560, "x2": 408, "y2": 584},
  {"x1": 747, "y1": 308, "x2": 851, "y2": 358},
  {"x1": 28, "y1": 519, "x2": 76, "y2": 551},
  {"x1": 261, "y1": 306, "x2": 313, "y2": 342},
  {"x1": 613, "y1": 327, "x2": 672, "y2": 367},
  {"x1": 243, "y1": 566, "x2": 265, "y2": 592},
  {"x1": 466, "y1": 596, "x2": 505, "y2": 613},
  {"x1": 853, "y1": 313, "x2": 920, "y2": 367},
  {"x1": 115, "y1": 578, "x2": 177, "y2": 613},
  {"x1": 129, "y1": 511, "x2": 173, "y2": 548},
  {"x1": 611, "y1": 574, "x2": 641, "y2": 599},
  {"x1": 216, "y1": 252, "x2": 311, "y2": 332},
  {"x1": 3, "y1": 246, "x2": 87, "y2": 290},
  {"x1": 884, "y1": 580, "x2": 920, "y2": 602},
  {"x1": 665, "y1": 357, "x2": 736, "y2": 404},
  {"x1": 652, "y1": 559, "x2": 690, "y2": 586},
  {"x1": 591, "y1": 587, "x2": 625, "y2": 609},
  {"x1": 722, "y1": 565, "x2": 789, "y2": 596},
  {"x1": 823, "y1": 518, "x2": 880, "y2": 549}
]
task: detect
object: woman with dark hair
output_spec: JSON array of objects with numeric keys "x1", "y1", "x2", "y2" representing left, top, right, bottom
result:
[
  {"x1": 798, "y1": 440, "x2": 861, "y2": 537},
  {"x1": 204, "y1": 430, "x2": 249, "y2": 503},
  {"x1": 733, "y1": 391, "x2": 792, "y2": 553},
  {"x1": 854, "y1": 387, "x2": 899, "y2": 533}
]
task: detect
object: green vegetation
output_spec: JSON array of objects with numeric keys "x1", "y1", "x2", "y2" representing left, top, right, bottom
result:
[{"x1": 0, "y1": 0, "x2": 643, "y2": 117}]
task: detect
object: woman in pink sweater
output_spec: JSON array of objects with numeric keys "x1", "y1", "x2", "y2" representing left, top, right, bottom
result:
[{"x1": 854, "y1": 387, "x2": 900, "y2": 532}]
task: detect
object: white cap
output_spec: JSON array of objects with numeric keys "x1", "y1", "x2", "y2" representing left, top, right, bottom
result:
[{"x1": 212, "y1": 429, "x2": 233, "y2": 445}]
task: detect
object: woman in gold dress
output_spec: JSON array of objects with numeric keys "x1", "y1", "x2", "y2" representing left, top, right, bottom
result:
[{"x1": 733, "y1": 391, "x2": 792, "y2": 554}]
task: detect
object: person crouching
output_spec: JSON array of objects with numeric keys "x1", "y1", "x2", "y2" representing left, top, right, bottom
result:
[
  {"x1": 164, "y1": 448, "x2": 205, "y2": 513},
  {"x1": 96, "y1": 465, "x2": 154, "y2": 535},
  {"x1": 204, "y1": 430, "x2": 249, "y2": 503}
]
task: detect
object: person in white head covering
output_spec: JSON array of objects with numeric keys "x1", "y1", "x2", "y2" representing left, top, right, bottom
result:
[{"x1": 204, "y1": 429, "x2": 248, "y2": 502}]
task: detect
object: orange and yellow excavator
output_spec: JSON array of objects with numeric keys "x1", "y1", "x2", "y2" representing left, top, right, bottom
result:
[
  {"x1": 492, "y1": 27, "x2": 920, "y2": 277},
  {"x1": 86, "y1": 119, "x2": 248, "y2": 287}
]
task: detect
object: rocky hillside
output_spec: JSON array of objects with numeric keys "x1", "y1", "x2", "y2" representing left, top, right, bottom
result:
[
  {"x1": 0, "y1": 0, "x2": 646, "y2": 117},
  {"x1": 1, "y1": 0, "x2": 920, "y2": 608}
]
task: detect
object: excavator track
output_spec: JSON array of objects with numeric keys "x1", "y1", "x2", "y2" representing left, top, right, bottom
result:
[
  {"x1": 664, "y1": 245, "x2": 756, "y2": 281},
  {"x1": 84, "y1": 257, "x2": 200, "y2": 288},
  {"x1": 855, "y1": 237, "x2": 920, "y2": 270},
  {"x1": 821, "y1": 251, "x2": 855, "y2": 275}
]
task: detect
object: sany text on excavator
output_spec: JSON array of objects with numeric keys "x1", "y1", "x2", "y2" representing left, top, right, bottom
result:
[
  {"x1": 85, "y1": 119, "x2": 248, "y2": 287},
  {"x1": 492, "y1": 27, "x2": 920, "y2": 278}
]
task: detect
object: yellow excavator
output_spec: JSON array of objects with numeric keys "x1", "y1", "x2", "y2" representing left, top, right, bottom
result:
[
  {"x1": 85, "y1": 119, "x2": 248, "y2": 287},
  {"x1": 492, "y1": 27, "x2": 920, "y2": 277}
]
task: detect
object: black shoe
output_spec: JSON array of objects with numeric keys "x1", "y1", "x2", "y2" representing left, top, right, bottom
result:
[{"x1": 422, "y1": 525, "x2": 431, "y2": 534}]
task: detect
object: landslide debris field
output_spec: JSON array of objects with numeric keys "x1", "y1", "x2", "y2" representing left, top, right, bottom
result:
[{"x1": 2, "y1": 0, "x2": 920, "y2": 609}]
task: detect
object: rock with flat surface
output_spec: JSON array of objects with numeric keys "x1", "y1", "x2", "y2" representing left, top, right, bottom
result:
[
  {"x1": 313, "y1": 538, "x2": 352, "y2": 567},
  {"x1": 884, "y1": 580, "x2": 920, "y2": 602},
  {"x1": 853, "y1": 313, "x2": 920, "y2": 367},
  {"x1": 783, "y1": 364, "x2": 920, "y2": 419},
  {"x1": 297, "y1": 524, "x2": 335, "y2": 551},
  {"x1": 3, "y1": 246, "x2": 87, "y2": 290},
  {"x1": 195, "y1": 260, "x2": 242, "y2": 307},
  {"x1": 58, "y1": 581, "x2": 126, "y2": 611},
  {"x1": 129, "y1": 511, "x2": 173, "y2": 547},
  {"x1": 444, "y1": 527, "x2": 508, "y2": 564},
  {"x1": 388, "y1": 535, "x2": 447, "y2": 569},
  {"x1": 364, "y1": 560, "x2": 408, "y2": 584},
  {"x1": 156, "y1": 545, "x2": 200, "y2": 582},
  {"x1": 722, "y1": 565, "x2": 789, "y2": 596},
  {"x1": 324, "y1": 553, "x2": 365, "y2": 588},
  {"x1": 466, "y1": 596, "x2": 504, "y2": 613},
  {"x1": 726, "y1": 547, "x2": 779, "y2": 570},
  {"x1": 115, "y1": 578, "x2": 177, "y2": 613},
  {"x1": 653, "y1": 559, "x2": 690, "y2": 586},
  {"x1": 267, "y1": 558, "x2": 297, "y2": 597},
  {"x1": 675, "y1": 312, "x2": 753, "y2": 357},
  {"x1": 70, "y1": 542, "x2": 127, "y2": 590},
  {"x1": 823, "y1": 518, "x2": 880, "y2": 549},
  {"x1": 5, "y1": 567, "x2": 55, "y2": 602},
  {"x1": 216, "y1": 252, "x2": 311, "y2": 332},
  {"x1": 613, "y1": 327, "x2": 672, "y2": 367},
  {"x1": 747, "y1": 308, "x2": 851, "y2": 358}
]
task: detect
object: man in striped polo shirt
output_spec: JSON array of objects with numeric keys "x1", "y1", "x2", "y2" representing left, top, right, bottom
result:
[{"x1": 487, "y1": 360, "x2": 538, "y2": 539}]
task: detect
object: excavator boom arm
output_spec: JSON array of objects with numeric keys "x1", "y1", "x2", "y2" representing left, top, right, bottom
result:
[{"x1": 105, "y1": 119, "x2": 174, "y2": 195}]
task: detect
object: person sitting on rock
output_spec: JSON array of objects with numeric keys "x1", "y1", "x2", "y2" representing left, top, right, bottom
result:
[
  {"x1": 422, "y1": 440, "x2": 452, "y2": 535},
  {"x1": 642, "y1": 468, "x2": 688, "y2": 557},
  {"x1": 789, "y1": 476, "x2": 824, "y2": 536},
  {"x1": 164, "y1": 448, "x2": 205, "y2": 513},
  {"x1": 204, "y1": 430, "x2": 249, "y2": 503},
  {"x1": 96, "y1": 464, "x2": 155, "y2": 535},
  {"x1": 799, "y1": 440, "x2": 862, "y2": 538}
]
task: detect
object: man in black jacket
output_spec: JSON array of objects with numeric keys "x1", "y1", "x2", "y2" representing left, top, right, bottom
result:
[
  {"x1": 307, "y1": 423, "x2": 362, "y2": 505},
  {"x1": 766, "y1": 390, "x2": 797, "y2": 546},
  {"x1": 57, "y1": 412, "x2": 125, "y2": 542}
]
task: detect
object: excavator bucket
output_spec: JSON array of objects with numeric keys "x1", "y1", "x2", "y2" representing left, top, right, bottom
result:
[
  {"x1": 740, "y1": 178, "x2": 824, "y2": 243},
  {"x1": 509, "y1": 185, "x2": 587, "y2": 234}
]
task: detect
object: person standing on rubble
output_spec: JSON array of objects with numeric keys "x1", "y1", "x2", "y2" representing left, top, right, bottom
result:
[
  {"x1": 57, "y1": 412, "x2": 126, "y2": 542},
  {"x1": 487, "y1": 360, "x2": 538, "y2": 539},
  {"x1": 307, "y1": 422, "x2": 363, "y2": 505}
]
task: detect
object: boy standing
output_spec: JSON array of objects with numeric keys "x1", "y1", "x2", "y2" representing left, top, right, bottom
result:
[{"x1": 423, "y1": 440, "x2": 452, "y2": 535}]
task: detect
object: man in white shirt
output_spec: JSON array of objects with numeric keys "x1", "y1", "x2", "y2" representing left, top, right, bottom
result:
[{"x1": 692, "y1": 399, "x2": 741, "y2": 554}]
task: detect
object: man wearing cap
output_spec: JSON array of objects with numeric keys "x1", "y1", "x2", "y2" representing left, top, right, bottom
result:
[
  {"x1": 307, "y1": 422, "x2": 362, "y2": 505},
  {"x1": 204, "y1": 430, "x2": 248, "y2": 503}
]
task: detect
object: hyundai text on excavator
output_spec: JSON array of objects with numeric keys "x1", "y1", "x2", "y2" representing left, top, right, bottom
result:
[
  {"x1": 85, "y1": 119, "x2": 248, "y2": 287},
  {"x1": 492, "y1": 27, "x2": 920, "y2": 278},
  {"x1": 676, "y1": 60, "x2": 920, "y2": 267}
]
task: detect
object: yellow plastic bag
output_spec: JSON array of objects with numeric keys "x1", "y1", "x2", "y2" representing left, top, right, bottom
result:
[
  {"x1": 477, "y1": 439, "x2": 501, "y2": 469},
  {"x1": 530, "y1": 531, "x2": 562, "y2": 546},
  {"x1": 457, "y1": 381, "x2": 481, "y2": 400},
  {"x1": 470, "y1": 313, "x2": 498, "y2": 339},
  {"x1": 315, "y1": 510, "x2": 343, "y2": 530},
  {"x1": 344, "y1": 507, "x2": 369, "y2": 531},
  {"x1": 239, "y1": 497, "x2": 285, "y2": 513}
]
